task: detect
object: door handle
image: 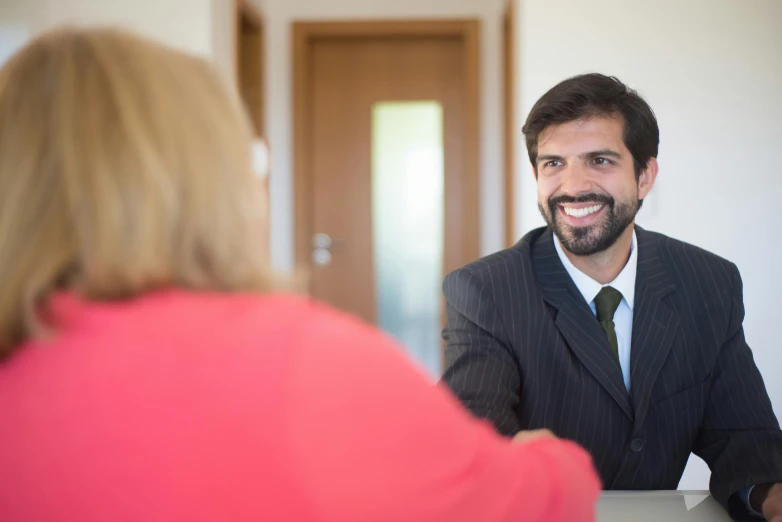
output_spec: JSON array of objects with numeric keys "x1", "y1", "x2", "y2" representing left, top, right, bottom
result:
[
  {"x1": 312, "y1": 233, "x2": 345, "y2": 266},
  {"x1": 313, "y1": 233, "x2": 333, "y2": 250}
]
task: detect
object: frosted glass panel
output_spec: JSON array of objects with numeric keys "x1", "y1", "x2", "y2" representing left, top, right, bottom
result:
[{"x1": 372, "y1": 101, "x2": 444, "y2": 378}]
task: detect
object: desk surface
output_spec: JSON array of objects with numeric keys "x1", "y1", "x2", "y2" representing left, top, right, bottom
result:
[{"x1": 597, "y1": 491, "x2": 732, "y2": 522}]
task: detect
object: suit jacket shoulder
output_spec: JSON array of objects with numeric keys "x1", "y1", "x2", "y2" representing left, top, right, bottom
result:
[
  {"x1": 641, "y1": 228, "x2": 739, "y2": 286},
  {"x1": 444, "y1": 227, "x2": 545, "y2": 287},
  {"x1": 637, "y1": 228, "x2": 742, "y2": 335}
]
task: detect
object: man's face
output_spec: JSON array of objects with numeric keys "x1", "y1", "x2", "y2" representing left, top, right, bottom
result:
[{"x1": 535, "y1": 116, "x2": 656, "y2": 256}]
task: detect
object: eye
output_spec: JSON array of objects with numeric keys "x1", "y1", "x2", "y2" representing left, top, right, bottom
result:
[
  {"x1": 543, "y1": 159, "x2": 563, "y2": 168},
  {"x1": 592, "y1": 157, "x2": 613, "y2": 166}
]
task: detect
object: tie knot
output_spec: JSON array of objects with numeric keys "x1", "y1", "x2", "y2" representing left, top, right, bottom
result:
[{"x1": 595, "y1": 286, "x2": 623, "y2": 322}]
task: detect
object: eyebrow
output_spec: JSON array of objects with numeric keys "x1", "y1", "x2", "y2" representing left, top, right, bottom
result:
[
  {"x1": 537, "y1": 149, "x2": 623, "y2": 165},
  {"x1": 581, "y1": 149, "x2": 623, "y2": 160}
]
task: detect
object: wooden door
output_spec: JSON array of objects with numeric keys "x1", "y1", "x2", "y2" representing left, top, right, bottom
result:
[{"x1": 294, "y1": 21, "x2": 480, "y2": 376}]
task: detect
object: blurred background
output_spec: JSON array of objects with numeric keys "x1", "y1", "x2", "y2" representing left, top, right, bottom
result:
[{"x1": 1, "y1": 0, "x2": 780, "y2": 493}]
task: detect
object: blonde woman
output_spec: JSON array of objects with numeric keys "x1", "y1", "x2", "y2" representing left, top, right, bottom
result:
[{"x1": 0, "y1": 28, "x2": 600, "y2": 522}]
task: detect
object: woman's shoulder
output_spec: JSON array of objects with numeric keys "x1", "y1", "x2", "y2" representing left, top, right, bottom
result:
[
  {"x1": 216, "y1": 291, "x2": 367, "y2": 333},
  {"x1": 161, "y1": 290, "x2": 383, "y2": 349},
  {"x1": 249, "y1": 293, "x2": 390, "y2": 351}
]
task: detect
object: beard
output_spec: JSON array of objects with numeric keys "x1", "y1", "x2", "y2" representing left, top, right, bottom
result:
[{"x1": 538, "y1": 193, "x2": 640, "y2": 256}]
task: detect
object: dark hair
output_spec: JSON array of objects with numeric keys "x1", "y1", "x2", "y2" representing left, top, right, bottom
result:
[{"x1": 522, "y1": 73, "x2": 659, "y2": 179}]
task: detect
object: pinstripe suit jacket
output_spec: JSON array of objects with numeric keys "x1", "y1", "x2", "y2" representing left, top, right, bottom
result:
[{"x1": 441, "y1": 226, "x2": 782, "y2": 510}]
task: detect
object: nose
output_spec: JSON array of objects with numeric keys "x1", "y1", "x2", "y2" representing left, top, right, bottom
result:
[{"x1": 560, "y1": 164, "x2": 593, "y2": 196}]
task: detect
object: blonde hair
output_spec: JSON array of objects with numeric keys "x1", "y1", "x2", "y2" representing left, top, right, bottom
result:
[{"x1": 0, "y1": 28, "x2": 274, "y2": 357}]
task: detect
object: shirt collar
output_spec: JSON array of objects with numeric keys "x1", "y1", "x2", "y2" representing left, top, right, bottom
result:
[{"x1": 553, "y1": 230, "x2": 638, "y2": 310}]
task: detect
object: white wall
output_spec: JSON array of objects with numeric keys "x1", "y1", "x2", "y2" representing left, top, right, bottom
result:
[
  {"x1": 515, "y1": 0, "x2": 782, "y2": 489},
  {"x1": 0, "y1": 24, "x2": 28, "y2": 66},
  {"x1": 40, "y1": 0, "x2": 215, "y2": 59},
  {"x1": 0, "y1": 0, "x2": 237, "y2": 76},
  {"x1": 262, "y1": 0, "x2": 508, "y2": 270},
  {"x1": 0, "y1": 0, "x2": 39, "y2": 66}
]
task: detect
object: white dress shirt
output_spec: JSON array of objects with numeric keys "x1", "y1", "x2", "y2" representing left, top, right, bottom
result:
[{"x1": 553, "y1": 231, "x2": 638, "y2": 391}]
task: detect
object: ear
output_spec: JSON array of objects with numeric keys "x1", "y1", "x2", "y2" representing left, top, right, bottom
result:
[{"x1": 637, "y1": 157, "x2": 658, "y2": 200}]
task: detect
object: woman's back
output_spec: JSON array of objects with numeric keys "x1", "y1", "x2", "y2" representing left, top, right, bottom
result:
[
  {"x1": 0, "y1": 291, "x2": 600, "y2": 521},
  {"x1": 0, "y1": 292, "x2": 304, "y2": 520}
]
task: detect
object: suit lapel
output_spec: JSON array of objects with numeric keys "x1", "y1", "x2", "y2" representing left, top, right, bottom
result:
[
  {"x1": 629, "y1": 228, "x2": 679, "y2": 433},
  {"x1": 532, "y1": 230, "x2": 634, "y2": 420}
]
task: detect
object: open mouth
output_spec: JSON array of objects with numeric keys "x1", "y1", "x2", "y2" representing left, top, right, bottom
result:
[{"x1": 560, "y1": 203, "x2": 605, "y2": 219}]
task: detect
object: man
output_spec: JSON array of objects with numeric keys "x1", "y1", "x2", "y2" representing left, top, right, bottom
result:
[{"x1": 441, "y1": 73, "x2": 782, "y2": 520}]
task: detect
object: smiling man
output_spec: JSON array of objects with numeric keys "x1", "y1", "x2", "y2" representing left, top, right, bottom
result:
[{"x1": 440, "y1": 73, "x2": 782, "y2": 520}]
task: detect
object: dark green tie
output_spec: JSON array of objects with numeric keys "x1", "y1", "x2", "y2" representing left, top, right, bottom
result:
[{"x1": 594, "y1": 286, "x2": 623, "y2": 367}]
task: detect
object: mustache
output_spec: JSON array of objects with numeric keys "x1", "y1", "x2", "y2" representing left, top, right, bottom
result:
[{"x1": 549, "y1": 193, "x2": 614, "y2": 208}]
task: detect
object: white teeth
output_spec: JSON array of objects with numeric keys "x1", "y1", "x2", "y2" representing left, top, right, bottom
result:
[{"x1": 563, "y1": 204, "x2": 604, "y2": 218}]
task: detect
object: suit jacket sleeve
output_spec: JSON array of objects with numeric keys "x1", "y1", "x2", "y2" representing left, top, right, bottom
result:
[
  {"x1": 693, "y1": 264, "x2": 782, "y2": 509},
  {"x1": 440, "y1": 267, "x2": 522, "y2": 436}
]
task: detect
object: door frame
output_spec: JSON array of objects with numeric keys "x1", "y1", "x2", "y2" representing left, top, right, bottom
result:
[
  {"x1": 234, "y1": 0, "x2": 265, "y2": 137},
  {"x1": 292, "y1": 19, "x2": 482, "y2": 272},
  {"x1": 503, "y1": 0, "x2": 518, "y2": 247}
]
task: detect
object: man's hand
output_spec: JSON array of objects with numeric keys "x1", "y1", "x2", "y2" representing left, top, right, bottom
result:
[
  {"x1": 761, "y1": 483, "x2": 782, "y2": 522},
  {"x1": 512, "y1": 429, "x2": 555, "y2": 444}
]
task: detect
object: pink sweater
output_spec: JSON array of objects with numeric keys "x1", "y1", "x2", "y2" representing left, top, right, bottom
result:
[{"x1": 0, "y1": 291, "x2": 600, "y2": 521}]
